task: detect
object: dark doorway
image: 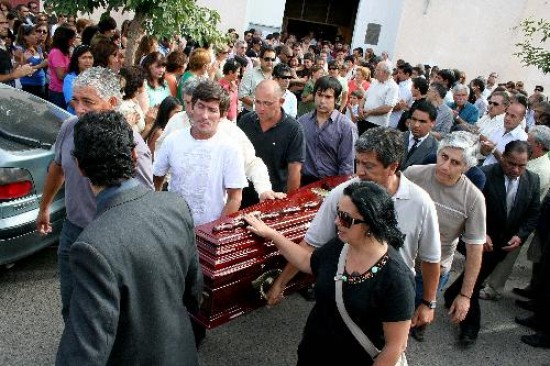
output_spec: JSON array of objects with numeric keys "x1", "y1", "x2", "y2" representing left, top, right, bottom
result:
[{"x1": 283, "y1": 0, "x2": 360, "y2": 43}]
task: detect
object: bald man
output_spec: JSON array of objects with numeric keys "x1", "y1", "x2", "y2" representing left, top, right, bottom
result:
[{"x1": 237, "y1": 80, "x2": 306, "y2": 207}]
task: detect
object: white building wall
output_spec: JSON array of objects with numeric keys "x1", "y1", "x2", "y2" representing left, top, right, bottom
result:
[
  {"x1": 351, "y1": 0, "x2": 406, "y2": 57},
  {"x1": 196, "y1": 0, "x2": 250, "y2": 36},
  {"x1": 393, "y1": 0, "x2": 548, "y2": 92}
]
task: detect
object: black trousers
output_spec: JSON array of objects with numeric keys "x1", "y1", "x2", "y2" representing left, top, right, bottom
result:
[{"x1": 444, "y1": 241, "x2": 508, "y2": 337}]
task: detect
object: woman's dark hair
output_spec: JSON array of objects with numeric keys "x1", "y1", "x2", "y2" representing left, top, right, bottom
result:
[
  {"x1": 223, "y1": 58, "x2": 241, "y2": 75},
  {"x1": 166, "y1": 50, "x2": 187, "y2": 73},
  {"x1": 343, "y1": 181, "x2": 404, "y2": 249},
  {"x1": 72, "y1": 111, "x2": 136, "y2": 187},
  {"x1": 141, "y1": 51, "x2": 166, "y2": 88},
  {"x1": 81, "y1": 25, "x2": 98, "y2": 46},
  {"x1": 51, "y1": 26, "x2": 76, "y2": 55},
  {"x1": 16, "y1": 23, "x2": 34, "y2": 49},
  {"x1": 97, "y1": 16, "x2": 117, "y2": 34},
  {"x1": 314, "y1": 75, "x2": 343, "y2": 100},
  {"x1": 144, "y1": 96, "x2": 182, "y2": 142},
  {"x1": 68, "y1": 44, "x2": 92, "y2": 74},
  {"x1": 119, "y1": 66, "x2": 146, "y2": 100},
  {"x1": 91, "y1": 40, "x2": 118, "y2": 68}
]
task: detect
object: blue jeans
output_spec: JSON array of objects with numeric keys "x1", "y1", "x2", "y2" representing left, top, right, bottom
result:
[
  {"x1": 415, "y1": 269, "x2": 450, "y2": 307},
  {"x1": 58, "y1": 219, "x2": 84, "y2": 323}
]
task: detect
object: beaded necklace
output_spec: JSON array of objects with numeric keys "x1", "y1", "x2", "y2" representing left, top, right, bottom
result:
[{"x1": 341, "y1": 251, "x2": 389, "y2": 285}]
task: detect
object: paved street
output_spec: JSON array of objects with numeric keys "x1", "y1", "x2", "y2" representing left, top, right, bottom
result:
[{"x1": 0, "y1": 244, "x2": 548, "y2": 366}]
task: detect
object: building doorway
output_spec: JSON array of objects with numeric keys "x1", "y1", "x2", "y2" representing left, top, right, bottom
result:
[{"x1": 283, "y1": 0, "x2": 360, "y2": 44}]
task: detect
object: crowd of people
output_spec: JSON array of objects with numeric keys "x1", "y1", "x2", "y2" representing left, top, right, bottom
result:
[{"x1": 2, "y1": 3, "x2": 550, "y2": 364}]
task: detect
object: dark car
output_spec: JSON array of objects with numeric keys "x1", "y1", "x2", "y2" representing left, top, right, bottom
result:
[{"x1": 0, "y1": 84, "x2": 68, "y2": 266}]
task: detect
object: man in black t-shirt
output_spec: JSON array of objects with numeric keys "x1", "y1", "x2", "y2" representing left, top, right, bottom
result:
[{"x1": 238, "y1": 79, "x2": 306, "y2": 207}]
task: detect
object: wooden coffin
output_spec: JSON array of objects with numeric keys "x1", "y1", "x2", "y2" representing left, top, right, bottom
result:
[{"x1": 192, "y1": 176, "x2": 350, "y2": 329}]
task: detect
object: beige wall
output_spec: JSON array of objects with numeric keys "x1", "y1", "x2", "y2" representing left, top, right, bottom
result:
[
  {"x1": 393, "y1": 0, "x2": 548, "y2": 92},
  {"x1": 196, "y1": 0, "x2": 249, "y2": 37}
]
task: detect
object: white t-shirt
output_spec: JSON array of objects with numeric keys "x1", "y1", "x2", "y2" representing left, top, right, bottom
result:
[
  {"x1": 153, "y1": 127, "x2": 247, "y2": 226},
  {"x1": 363, "y1": 78, "x2": 399, "y2": 127},
  {"x1": 389, "y1": 78, "x2": 413, "y2": 129},
  {"x1": 304, "y1": 175, "x2": 441, "y2": 274},
  {"x1": 282, "y1": 89, "x2": 298, "y2": 119}
]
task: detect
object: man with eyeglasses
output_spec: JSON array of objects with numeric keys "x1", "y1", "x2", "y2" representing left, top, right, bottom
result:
[
  {"x1": 475, "y1": 91, "x2": 510, "y2": 162},
  {"x1": 0, "y1": 13, "x2": 34, "y2": 86},
  {"x1": 239, "y1": 45, "x2": 276, "y2": 117},
  {"x1": 238, "y1": 79, "x2": 306, "y2": 207},
  {"x1": 266, "y1": 127, "x2": 441, "y2": 336},
  {"x1": 327, "y1": 60, "x2": 348, "y2": 113},
  {"x1": 273, "y1": 63, "x2": 297, "y2": 118}
]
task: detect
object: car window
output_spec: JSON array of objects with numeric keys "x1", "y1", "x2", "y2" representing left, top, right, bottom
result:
[{"x1": 0, "y1": 86, "x2": 72, "y2": 149}]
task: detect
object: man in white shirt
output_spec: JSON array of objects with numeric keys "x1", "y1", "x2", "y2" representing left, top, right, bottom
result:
[
  {"x1": 476, "y1": 91, "x2": 509, "y2": 138},
  {"x1": 273, "y1": 63, "x2": 297, "y2": 119},
  {"x1": 481, "y1": 102, "x2": 528, "y2": 166},
  {"x1": 153, "y1": 80, "x2": 248, "y2": 226},
  {"x1": 265, "y1": 127, "x2": 441, "y2": 332},
  {"x1": 361, "y1": 61, "x2": 399, "y2": 134},
  {"x1": 159, "y1": 79, "x2": 284, "y2": 203},
  {"x1": 389, "y1": 62, "x2": 414, "y2": 129}
]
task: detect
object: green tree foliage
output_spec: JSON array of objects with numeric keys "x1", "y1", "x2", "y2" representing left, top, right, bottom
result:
[
  {"x1": 45, "y1": 0, "x2": 227, "y2": 65},
  {"x1": 514, "y1": 18, "x2": 550, "y2": 74}
]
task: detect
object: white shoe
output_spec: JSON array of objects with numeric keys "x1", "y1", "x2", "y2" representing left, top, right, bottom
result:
[{"x1": 479, "y1": 286, "x2": 501, "y2": 301}]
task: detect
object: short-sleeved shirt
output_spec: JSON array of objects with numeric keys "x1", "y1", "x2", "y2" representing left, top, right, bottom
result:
[
  {"x1": 483, "y1": 124, "x2": 528, "y2": 166},
  {"x1": 238, "y1": 110, "x2": 306, "y2": 192},
  {"x1": 54, "y1": 117, "x2": 154, "y2": 228},
  {"x1": 305, "y1": 175, "x2": 441, "y2": 273},
  {"x1": 297, "y1": 239, "x2": 414, "y2": 365},
  {"x1": 298, "y1": 109, "x2": 356, "y2": 178},
  {"x1": 238, "y1": 66, "x2": 271, "y2": 111},
  {"x1": 404, "y1": 164, "x2": 486, "y2": 269},
  {"x1": 362, "y1": 78, "x2": 399, "y2": 127},
  {"x1": 145, "y1": 81, "x2": 170, "y2": 107},
  {"x1": 152, "y1": 127, "x2": 247, "y2": 226},
  {"x1": 449, "y1": 101, "x2": 479, "y2": 124},
  {"x1": 48, "y1": 48, "x2": 70, "y2": 92}
]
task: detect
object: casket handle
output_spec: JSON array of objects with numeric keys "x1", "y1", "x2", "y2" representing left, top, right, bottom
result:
[{"x1": 252, "y1": 269, "x2": 282, "y2": 300}]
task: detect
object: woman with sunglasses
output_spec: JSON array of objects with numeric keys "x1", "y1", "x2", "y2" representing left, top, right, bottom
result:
[
  {"x1": 16, "y1": 24, "x2": 48, "y2": 98},
  {"x1": 245, "y1": 181, "x2": 414, "y2": 365},
  {"x1": 63, "y1": 44, "x2": 93, "y2": 114}
]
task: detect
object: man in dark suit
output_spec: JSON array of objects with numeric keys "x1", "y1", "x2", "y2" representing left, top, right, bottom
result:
[
  {"x1": 445, "y1": 140, "x2": 540, "y2": 347},
  {"x1": 56, "y1": 111, "x2": 202, "y2": 365},
  {"x1": 400, "y1": 100, "x2": 439, "y2": 171}
]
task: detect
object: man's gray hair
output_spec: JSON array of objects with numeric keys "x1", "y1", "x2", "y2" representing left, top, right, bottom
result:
[
  {"x1": 529, "y1": 125, "x2": 550, "y2": 151},
  {"x1": 452, "y1": 83, "x2": 470, "y2": 96},
  {"x1": 437, "y1": 131, "x2": 478, "y2": 168},
  {"x1": 377, "y1": 62, "x2": 392, "y2": 75},
  {"x1": 182, "y1": 77, "x2": 207, "y2": 97},
  {"x1": 73, "y1": 67, "x2": 122, "y2": 102}
]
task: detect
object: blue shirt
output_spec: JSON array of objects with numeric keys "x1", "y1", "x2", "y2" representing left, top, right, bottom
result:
[
  {"x1": 449, "y1": 101, "x2": 479, "y2": 124},
  {"x1": 298, "y1": 109, "x2": 357, "y2": 178},
  {"x1": 63, "y1": 72, "x2": 77, "y2": 115},
  {"x1": 19, "y1": 46, "x2": 45, "y2": 86}
]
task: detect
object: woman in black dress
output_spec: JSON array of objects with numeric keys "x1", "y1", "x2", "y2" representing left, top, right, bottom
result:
[{"x1": 245, "y1": 181, "x2": 415, "y2": 365}]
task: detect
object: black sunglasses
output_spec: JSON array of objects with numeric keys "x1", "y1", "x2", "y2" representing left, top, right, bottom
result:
[
  {"x1": 488, "y1": 101, "x2": 500, "y2": 106},
  {"x1": 276, "y1": 75, "x2": 292, "y2": 80},
  {"x1": 337, "y1": 210, "x2": 366, "y2": 228},
  {"x1": 263, "y1": 57, "x2": 276, "y2": 62}
]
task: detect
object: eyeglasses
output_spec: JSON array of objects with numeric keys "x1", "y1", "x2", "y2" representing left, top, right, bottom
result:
[
  {"x1": 262, "y1": 57, "x2": 276, "y2": 62},
  {"x1": 276, "y1": 75, "x2": 293, "y2": 80},
  {"x1": 337, "y1": 210, "x2": 366, "y2": 228},
  {"x1": 36, "y1": 29, "x2": 48, "y2": 34},
  {"x1": 488, "y1": 101, "x2": 501, "y2": 106}
]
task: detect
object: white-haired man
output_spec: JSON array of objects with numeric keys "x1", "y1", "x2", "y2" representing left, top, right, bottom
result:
[{"x1": 36, "y1": 67, "x2": 154, "y2": 323}]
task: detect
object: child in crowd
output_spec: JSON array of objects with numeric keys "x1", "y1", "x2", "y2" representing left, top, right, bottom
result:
[{"x1": 345, "y1": 90, "x2": 362, "y2": 123}]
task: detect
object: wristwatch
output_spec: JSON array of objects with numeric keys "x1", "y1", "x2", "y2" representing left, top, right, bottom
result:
[{"x1": 421, "y1": 299, "x2": 437, "y2": 309}]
